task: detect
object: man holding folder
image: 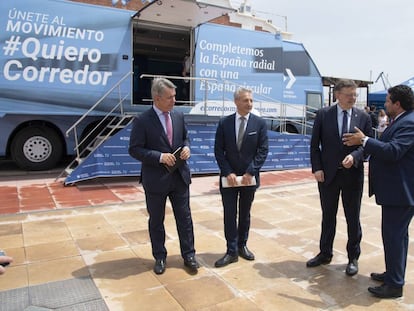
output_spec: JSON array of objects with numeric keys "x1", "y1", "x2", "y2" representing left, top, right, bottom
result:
[
  {"x1": 214, "y1": 87, "x2": 269, "y2": 267},
  {"x1": 129, "y1": 78, "x2": 198, "y2": 275}
]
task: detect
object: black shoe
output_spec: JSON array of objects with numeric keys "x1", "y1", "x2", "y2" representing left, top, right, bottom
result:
[
  {"x1": 184, "y1": 256, "x2": 199, "y2": 273},
  {"x1": 238, "y1": 246, "x2": 255, "y2": 261},
  {"x1": 306, "y1": 254, "x2": 332, "y2": 267},
  {"x1": 153, "y1": 259, "x2": 166, "y2": 275},
  {"x1": 368, "y1": 284, "x2": 402, "y2": 299},
  {"x1": 345, "y1": 259, "x2": 358, "y2": 276},
  {"x1": 371, "y1": 272, "x2": 386, "y2": 282},
  {"x1": 214, "y1": 254, "x2": 238, "y2": 268}
]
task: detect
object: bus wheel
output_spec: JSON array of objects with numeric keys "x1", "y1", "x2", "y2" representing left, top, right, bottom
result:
[{"x1": 11, "y1": 126, "x2": 63, "y2": 171}]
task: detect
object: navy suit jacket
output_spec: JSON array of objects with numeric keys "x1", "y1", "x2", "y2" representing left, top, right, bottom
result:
[
  {"x1": 310, "y1": 104, "x2": 373, "y2": 185},
  {"x1": 128, "y1": 107, "x2": 191, "y2": 193},
  {"x1": 214, "y1": 113, "x2": 268, "y2": 187},
  {"x1": 365, "y1": 110, "x2": 414, "y2": 206}
]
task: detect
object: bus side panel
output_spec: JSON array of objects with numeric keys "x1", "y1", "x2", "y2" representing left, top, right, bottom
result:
[
  {"x1": 191, "y1": 23, "x2": 323, "y2": 118},
  {"x1": 0, "y1": 0, "x2": 133, "y2": 168},
  {"x1": 0, "y1": 0, "x2": 133, "y2": 111}
]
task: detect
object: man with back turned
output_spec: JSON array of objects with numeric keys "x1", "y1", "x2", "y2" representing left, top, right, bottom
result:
[{"x1": 343, "y1": 84, "x2": 414, "y2": 298}]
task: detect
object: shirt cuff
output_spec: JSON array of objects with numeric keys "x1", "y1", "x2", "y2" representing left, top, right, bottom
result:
[{"x1": 362, "y1": 136, "x2": 369, "y2": 147}]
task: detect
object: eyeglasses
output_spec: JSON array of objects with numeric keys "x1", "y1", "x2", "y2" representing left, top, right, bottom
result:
[{"x1": 339, "y1": 92, "x2": 358, "y2": 98}]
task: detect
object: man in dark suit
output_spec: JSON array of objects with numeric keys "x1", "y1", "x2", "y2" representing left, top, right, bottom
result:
[
  {"x1": 343, "y1": 84, "x2": 414, "y2": 298},
  {"x1": 214, "y1": 87, "x2": 268, "y2": 267},
  {"x1": 308, "y1": 79, "x2": 373, "y2": 276},
  {"x1": 128, "y1": 78, "x2": 198, "y2": 275}
]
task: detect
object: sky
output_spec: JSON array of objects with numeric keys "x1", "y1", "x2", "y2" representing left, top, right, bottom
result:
[{"x1": 230, "y1": 0, "x2": 414, "y2": 92}]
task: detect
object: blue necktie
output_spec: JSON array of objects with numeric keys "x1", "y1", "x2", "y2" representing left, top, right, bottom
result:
[{"x1": 341, "y1": 110, "x2": 348, "y2": 136}]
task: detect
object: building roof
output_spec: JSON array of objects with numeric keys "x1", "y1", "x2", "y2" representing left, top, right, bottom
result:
[{"x1": 322, "y1": 76, "x2": 373, "y2": 88}]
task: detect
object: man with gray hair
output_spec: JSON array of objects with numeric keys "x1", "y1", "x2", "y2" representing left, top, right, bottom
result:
[
  {"x1": 214, "y1": 87, "x2": 268, "y2": 267},
  {"x1": 129, "y1": 78, "x2": 198, "y2": 275}
]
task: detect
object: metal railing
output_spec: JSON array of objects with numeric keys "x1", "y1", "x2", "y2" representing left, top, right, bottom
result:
[
  {"x1": 65, "y1": 71, "x2": 133, "y2": 159},
  {"x1": 59, "y1": 73, "x2": 319, "y2": 181},
  {"x1": 57, "y1": 71, "x2": 133, "y2": 181},
  {"x1": 139, "y1": 74, "x2": 218, "y2": 111},
  {"x1": 137, "y1": 75, "x2": 316, "y2": 134},
  {"x1": 219, "y1": 79, "x2": 317, "y2": 134}
]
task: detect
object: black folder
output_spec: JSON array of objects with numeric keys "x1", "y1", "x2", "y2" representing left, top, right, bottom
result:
[{"x1": 164, "y1": 147, "x2": 184, "y2": 173}]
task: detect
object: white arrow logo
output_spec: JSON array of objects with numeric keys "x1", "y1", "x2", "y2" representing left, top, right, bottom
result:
[{"x1": 284, "y1": 68, "x2": 296, "y2": 89}]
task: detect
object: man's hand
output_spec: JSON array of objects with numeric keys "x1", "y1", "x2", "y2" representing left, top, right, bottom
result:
[
  {"x1": 179, "y1": 146, "x2": 190, "y2": 160},
  {"x1": 161, "y1": 152, "x2": 176, "y2": 167},
  {"x1": 226, "y1": 173, "x2": 238, "y2": 187},
  {"x1": 162, "y1": 147, "x2": 191, "y2": 167},
  {"x1": 342, "y1": 154, "x2": 354, "y2": 168},
  {"x1": 343, "y1": 127, "x2": 365, "y2": 146},
  {"x1": 314, "y1": 170, "x2": 324, "y2": 183},
  {"x1": 241, "y1": 173, "x2": 253, "y2": 185}
]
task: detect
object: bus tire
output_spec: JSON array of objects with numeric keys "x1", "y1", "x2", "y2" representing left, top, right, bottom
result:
[{"x1": 11, "y1": 126, "x2": 63, "y2": 171}]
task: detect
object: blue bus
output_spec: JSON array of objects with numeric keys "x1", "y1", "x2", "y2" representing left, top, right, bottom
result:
[{"x1": 1, "y1": 0, "x2": 322, "y2": 173}]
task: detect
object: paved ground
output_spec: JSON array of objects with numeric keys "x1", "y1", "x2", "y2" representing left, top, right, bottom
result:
[{"x1": 0, "y1": 168, "x2": 413, "y2": 310}]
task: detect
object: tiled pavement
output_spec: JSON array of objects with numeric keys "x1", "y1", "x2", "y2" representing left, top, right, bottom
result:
[{"x1": 0, "y1": 168, "x2": 413, "y2": 310}]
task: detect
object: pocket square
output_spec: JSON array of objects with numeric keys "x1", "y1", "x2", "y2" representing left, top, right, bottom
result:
[{"x1": 248, "y1": 131, "x2": 257, "y2": 135}]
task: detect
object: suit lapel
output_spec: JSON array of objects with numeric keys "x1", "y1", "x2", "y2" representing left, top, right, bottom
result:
[
  {"x1": 246, "y1": 113, "x2": 260, "y2": 133},
  {"x1": 170, "y1": 111, "x2": 177, "y2": 146},
  {"x1": 349, "y1": 108, "x2": 358, "y2": 133},
  {"x1": 380, "y1": 111, "x2": 408, "y2": 140},
  {"x1": 330, "y1": 106, "x2": 341, "y2": 140},
  {"x1": 150, "y1": 108, "x2": 170, "y2": 146},
  {"x1": 229, "y1": 114, "x2": 238, "y2": 150},
  {"x1": 335, "y1": 106, "x2": 358, "y2": 136}
]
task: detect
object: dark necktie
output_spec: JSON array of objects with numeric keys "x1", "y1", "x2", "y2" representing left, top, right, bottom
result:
[
  {"x1": 237, "y1": 116, "x2": 245, "y2": 151},
  {"x1": 163, "y1": 112, "x2": 172, "y2": 145},
  {"x1": 341, "y1": 110, "x2": 348, "y2": 137}
]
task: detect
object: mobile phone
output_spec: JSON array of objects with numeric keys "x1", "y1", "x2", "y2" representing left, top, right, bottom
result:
[{"x1": 0, "y1": 251, "x2": 10, "y2": 267}]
